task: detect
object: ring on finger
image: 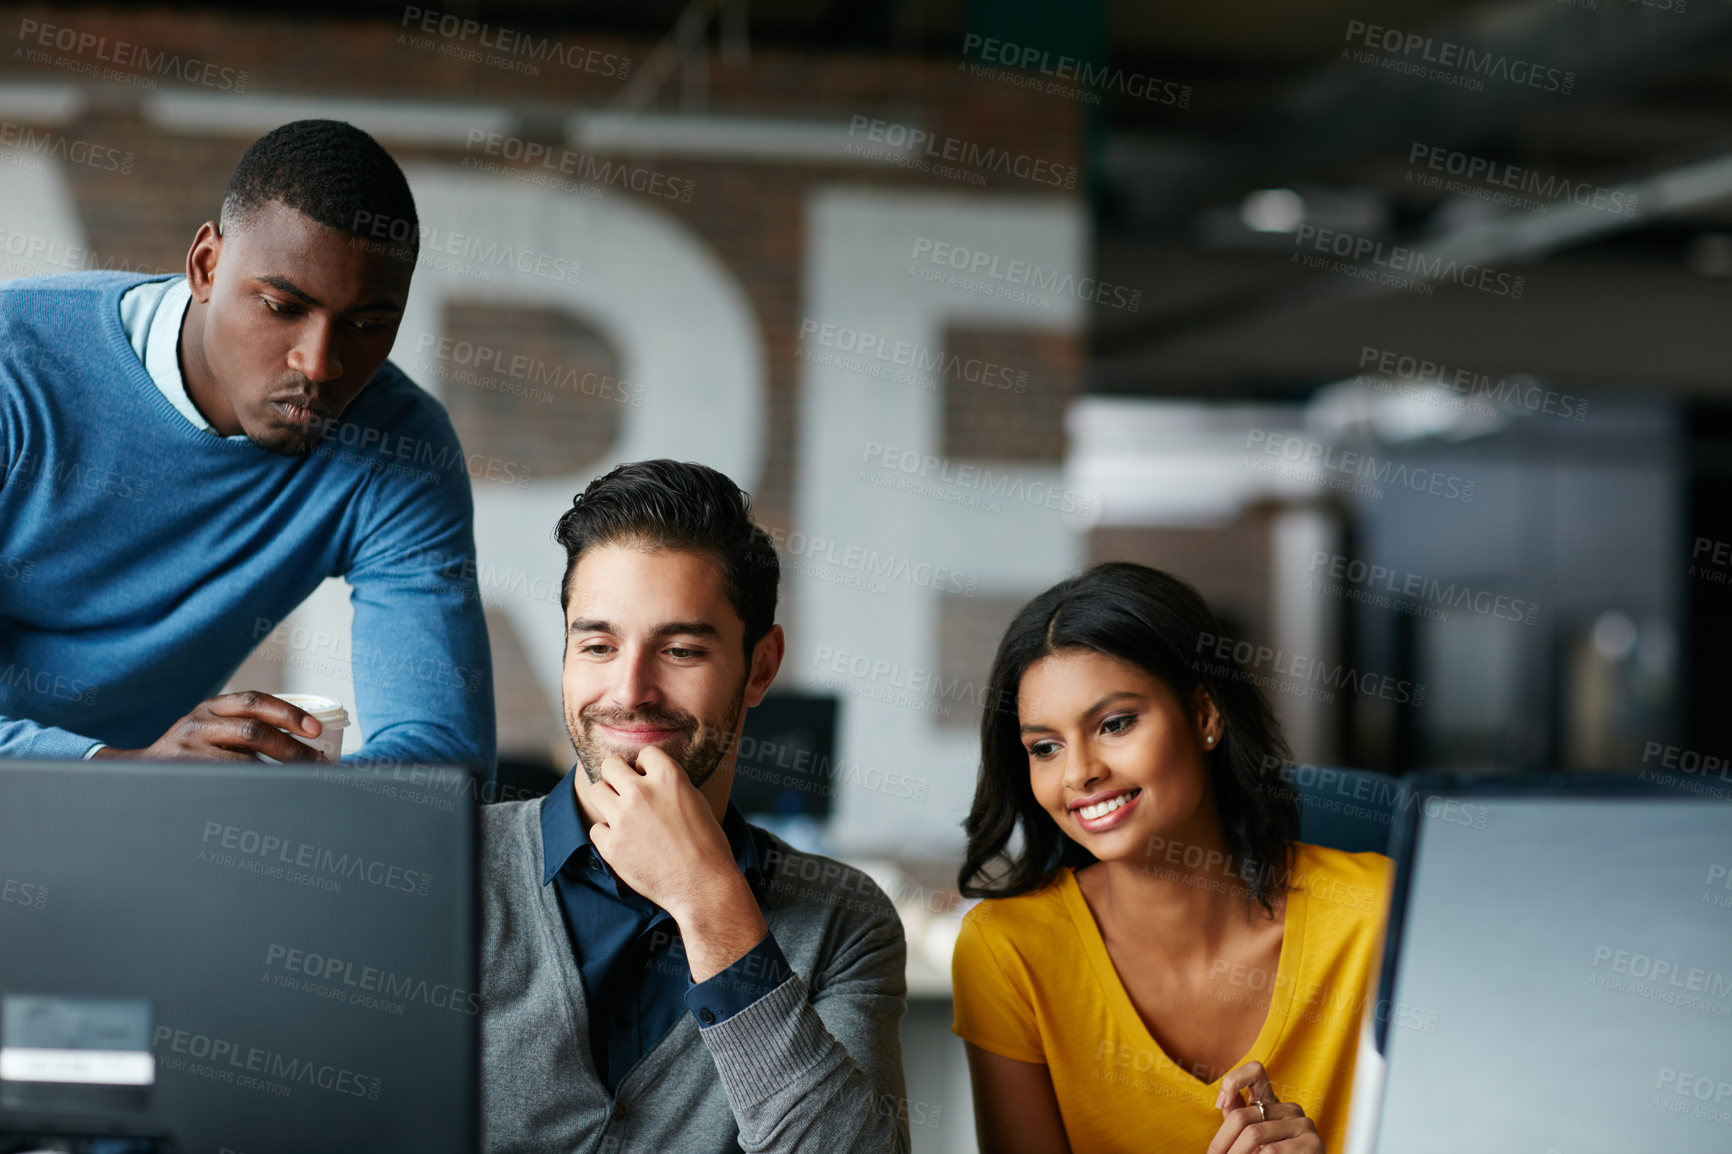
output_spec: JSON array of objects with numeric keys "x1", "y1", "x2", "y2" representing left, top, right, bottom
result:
[{"x1": 1253, "y1": 1099, "x2": 1267, "y2": 1122}]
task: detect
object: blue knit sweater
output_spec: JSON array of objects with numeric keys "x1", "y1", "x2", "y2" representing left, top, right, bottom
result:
[{"x1": 0, "y1": 271, "x2": 494, "y2": 769}]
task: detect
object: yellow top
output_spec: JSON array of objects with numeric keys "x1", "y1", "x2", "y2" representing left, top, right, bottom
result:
[{"x1": 952, "y1": 843, "x2": 1392, "y2": 1154}]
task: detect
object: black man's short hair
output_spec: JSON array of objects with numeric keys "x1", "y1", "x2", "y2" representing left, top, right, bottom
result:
[{"x1": 220, "y1": 119, "x2": 418, "y2": 262}]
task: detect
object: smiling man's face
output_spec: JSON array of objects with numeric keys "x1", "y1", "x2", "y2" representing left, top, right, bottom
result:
[
  {"x1": 561, "y1": 542, "x2": 779, "y2": 795},
  {"x1": 183, "y1": 198, "x2": 413, "y2": 455}
]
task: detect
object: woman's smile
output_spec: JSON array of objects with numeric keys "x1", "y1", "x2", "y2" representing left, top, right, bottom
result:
[{"x1": 1070, "y1": 786, "x2": 1143, "y2": 831}]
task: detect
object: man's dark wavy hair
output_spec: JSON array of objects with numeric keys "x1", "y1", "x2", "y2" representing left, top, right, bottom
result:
[
  {"x1": 554, "y1": 460, "x2": 779, "y2": 659},
  {"x1": 221, "y1": 119, "x2": 418, "y2": 261},
  {"x1": 958, "y1": 562, "x2": 1300, "y2": 915}
]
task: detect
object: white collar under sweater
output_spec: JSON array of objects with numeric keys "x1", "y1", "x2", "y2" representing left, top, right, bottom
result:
[{"x1": 117, "y1": 275, "x2": 248, "y2": 442}]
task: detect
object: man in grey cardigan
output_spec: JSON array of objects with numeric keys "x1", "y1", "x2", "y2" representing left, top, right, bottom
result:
[{"x1": 480, "y1": 459, "x2": 910, "y2": 1153}]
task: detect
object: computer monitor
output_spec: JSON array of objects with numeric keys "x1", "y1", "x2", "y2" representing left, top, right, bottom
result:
[
  {"x1": 0, "y1": 760, "x2": 479, "y2": 1153},
  {"x1": 1344, "y1": 773, "x2": 1732, "y2": 1153},
  {"x1": 731, "y1": 693, "x2": 839, "y2": 821}
]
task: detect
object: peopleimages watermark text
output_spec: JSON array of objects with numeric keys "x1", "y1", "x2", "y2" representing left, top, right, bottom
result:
[
  {"x1": 1294, "y1": 224, "x2": 1525, "y2": 298},
  {"x1": 1358, "y1": 345, "x2": 1586, "y2": 421},
  {"x1": 960, "y1": 33, "x2": 1191, "y2": 107},
  {"x1": 1342, "y1": 20, "x2": 1574, "y2": 95},
  {"x1": 845, "y1": 116, "x2": 1078, "y2": 189}
]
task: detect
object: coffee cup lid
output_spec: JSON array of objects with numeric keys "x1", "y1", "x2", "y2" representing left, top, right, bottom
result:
[{"x1": 274, "y1": 693, "x2": 350, "y2": 728}]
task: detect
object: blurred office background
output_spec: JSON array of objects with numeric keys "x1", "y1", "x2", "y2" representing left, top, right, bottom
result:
[{"x1": 4, "y1": 1, "x2": 1730, "y2": 1147}]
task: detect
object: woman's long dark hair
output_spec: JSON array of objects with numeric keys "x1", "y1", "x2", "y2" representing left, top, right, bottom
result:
[{"x1": 958, "y1": 562, "x2": 1300, "y2": 914}]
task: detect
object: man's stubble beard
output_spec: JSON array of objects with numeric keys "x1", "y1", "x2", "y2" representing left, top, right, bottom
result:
[
  {"x1": 231, "y1": 408, "x2": 316, "y2": 457},
  {"x1": 567, "y1": 678, "x2": 748, "y2": 792}
]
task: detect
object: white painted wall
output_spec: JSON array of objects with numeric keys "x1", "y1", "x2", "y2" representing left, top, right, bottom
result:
[
  {"x1": 797, "y1": 189, "x2": 1088, "y2": 856},
  {"x1": 0, "y1": 146, "x2": 87, "y2": 281}
]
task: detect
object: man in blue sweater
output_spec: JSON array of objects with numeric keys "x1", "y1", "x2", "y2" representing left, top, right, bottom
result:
[
  {"x1": 480, "y1": 460, "x2": 908, "y2": 1152},
  {"x1": 0, "y1": 119, "x2": 494, "y2": 770}
]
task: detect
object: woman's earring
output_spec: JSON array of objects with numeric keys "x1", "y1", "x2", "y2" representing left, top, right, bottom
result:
[{"x1": 1205, "y1": 734, "x2": 1216, "y2": 746}]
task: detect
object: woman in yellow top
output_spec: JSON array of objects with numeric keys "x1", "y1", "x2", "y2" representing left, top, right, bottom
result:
[{"x1": 952, "y1": 562, "x2": 1392, "y2": 1154}]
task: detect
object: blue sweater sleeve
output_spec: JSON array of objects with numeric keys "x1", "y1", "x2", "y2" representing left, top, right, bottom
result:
[
  {"x1": 340, "y1": 402, "x2": 496, "y2": 775},
  {"x1": 0, "y1": 717, "x2": 106, "y2": 760}
]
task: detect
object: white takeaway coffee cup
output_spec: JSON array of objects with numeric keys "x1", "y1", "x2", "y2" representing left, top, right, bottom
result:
[{"x1": 266, "y1": 693, "x2": 349, "y2": 763}]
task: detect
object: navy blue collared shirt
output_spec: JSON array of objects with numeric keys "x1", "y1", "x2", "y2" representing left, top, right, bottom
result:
[{"x1": 540, "y1": 774, "x2": 793, "y2": 1093}]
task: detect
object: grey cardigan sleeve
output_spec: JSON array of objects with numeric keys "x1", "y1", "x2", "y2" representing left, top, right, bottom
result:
[{"x1": 693, "y1": 889, "x2": 911, "y2": 1154}]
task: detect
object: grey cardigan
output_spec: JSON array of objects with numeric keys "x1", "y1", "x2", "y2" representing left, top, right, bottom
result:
[{"x1": 479, "y1": 798, "x2": 912, "y2": 1154}]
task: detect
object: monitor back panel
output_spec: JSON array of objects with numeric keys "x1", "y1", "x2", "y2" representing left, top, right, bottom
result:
[
  {"x1": 0, "y1": 761, "x2": 479, "y2": 1154},
  {"x1": 1374, "y1": 796, "x2": 1732, "y2": 1152}
]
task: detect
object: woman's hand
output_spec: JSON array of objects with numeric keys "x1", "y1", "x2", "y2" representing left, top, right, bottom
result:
[{"x1": 1205, "y1": 1060, "x2": 1323, "y2": 1154}]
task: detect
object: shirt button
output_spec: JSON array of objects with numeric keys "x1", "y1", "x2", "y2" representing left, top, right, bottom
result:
[
  {"x1": 613, "y1": 1101, "x2": 627, "y2": 1120},
  {"x1": 697, "y1": 1008, "x2": 716, "y2": 1026}
]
